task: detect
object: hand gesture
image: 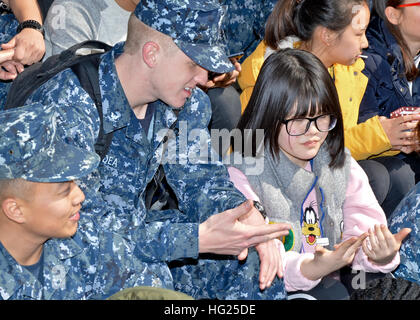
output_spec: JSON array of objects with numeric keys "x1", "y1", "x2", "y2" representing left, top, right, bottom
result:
[
  {"x1": 301, "y1": 234, "x2": 367, "y2": 281},
  {"x1": 379, "y1": 115, "x2": 420, "y2": 153},
  {"x1": 0, "y1": 59, "x2": 24, "y2": 80},
  {"x1": 201, "y1": 58, "x2": 241, "y2": 90},
  {"x1": 198, "y1": 200, "x2": 290, "y2": 256},
  {"x1": 253, "y1": 239, "x2": 284, "y2": 290},
  {"x1": 0, "y1": 48, "x2": 14, "y2": 64},
  {"x1": 1, "y1": 27, "x2": 45, "y2": 65},
  {"x1": 362, "y1": 224, "x2": 411, "y2": 265},
  {"x1": 235, "y1": 204, "x2": 288, "y2": 290}
]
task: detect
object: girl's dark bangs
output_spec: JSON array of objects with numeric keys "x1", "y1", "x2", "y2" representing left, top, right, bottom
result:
[{"x1": 291, "y1": 83, "x2": 331, "y2": 118}]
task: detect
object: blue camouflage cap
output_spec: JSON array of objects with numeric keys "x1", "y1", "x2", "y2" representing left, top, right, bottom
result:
[
  {"x1": 134, "y1": 0, "x2": 234, "y2": 74},
  {"x1": 0, "y1": 103, "x2": 100, "y2": 183}
]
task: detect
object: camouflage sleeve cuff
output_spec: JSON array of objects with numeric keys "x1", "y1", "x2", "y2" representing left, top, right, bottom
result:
[{"x1": 132, "y1": 221, "x2": 199, "y2": 263}]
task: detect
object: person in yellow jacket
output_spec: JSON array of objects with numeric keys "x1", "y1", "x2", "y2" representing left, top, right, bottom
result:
[{"x1": 237, "y1": 0, "x2": 420, "y2": 217}]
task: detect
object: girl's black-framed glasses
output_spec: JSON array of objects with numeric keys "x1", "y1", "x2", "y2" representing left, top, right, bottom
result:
[{"x1": 282, "y1": 114, "x2": 337, "y2": 136}]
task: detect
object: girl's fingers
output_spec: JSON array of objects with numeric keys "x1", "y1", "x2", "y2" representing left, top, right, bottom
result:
[
  {"x1": 374, "y1": 224, "x2": 386, "y2": 249},
  {"x1": 362, "y1": 238, "x2": 374, "y2": 259},
  {"x1": 368, "y1": 228, "x2": 379, "y2": 251},
  {"x1": 380, "y1": 225, "x2": 397, "y2": 250},
  {"x1": 344, "y1": 234, "x2": 367, "y2": 258}
]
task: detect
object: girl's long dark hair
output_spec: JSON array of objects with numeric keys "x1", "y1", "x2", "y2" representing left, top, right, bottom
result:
[
  {"x1": 233, "y1": 49, "x2": 345, "y2": 169},
  {"x1": 265, "y1": 0, "x2": 368, "y2": 50},
  {"x1": 373, "y1": 0, "x2": 419, "y2": 81}
]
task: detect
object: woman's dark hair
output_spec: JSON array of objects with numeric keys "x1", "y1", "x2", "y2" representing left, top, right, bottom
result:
[
  {"x1": 373, "y1": 0, "x2": 419, "y2": 81},
  {"x1": 265, "y1": 0, "x2": 368, "y2": 50},
  {"x1": 234, "y1": 48, "x2": 345, "y2": 169}
]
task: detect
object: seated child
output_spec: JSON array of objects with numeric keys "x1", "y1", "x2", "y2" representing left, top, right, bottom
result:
[
  {"x1": 0, "y1": 102, "x2": 174, "y2": 299},
  {"x1": 228, "y1": 49, "x2": 410, "y2": 299}
]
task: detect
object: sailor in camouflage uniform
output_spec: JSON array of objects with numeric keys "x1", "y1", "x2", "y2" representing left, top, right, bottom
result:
[
  {"x1": 16, "y1": 0, "x2": 289, "y2": 300},
  {"x1": 388, "y1": 183, "x2": 420, "y2": 285},
  {"x1": 0, "y1": 103, "x2": 174, "y2": 300}
]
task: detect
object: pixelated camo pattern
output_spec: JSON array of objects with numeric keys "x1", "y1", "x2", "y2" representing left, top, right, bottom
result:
[
  {"x1": 388, "y1": 183, "x2": 420, "y2": 285},
  {"x1": 0, "y1": 215, "x2": 174, "y2": 300},
  {"x1": 0, "y1": 13, "x2": 18, "y2": 107},
  {"x1": 12, "y1": 41, "x2": 285, "y2": 300},
  {"x1": 0, "y1": 103, "x2": 99, "y2": 182},
  {"x1": 171, "y1": 249, "x2": 287, "y2": 300},
  {"x1": 135, "y1": 0, "x2": 233, "y2": 73},
  {"x1": 220, "y1": 0, "x2": 277, "y2": 59}
]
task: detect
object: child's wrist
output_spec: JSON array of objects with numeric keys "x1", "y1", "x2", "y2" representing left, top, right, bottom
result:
[
  {"x1": 300, "y1": 256, "x2": 326, "y2": 281},
  {"x1": 370, "y1": 254, "x2": 396, "y2": 266}
]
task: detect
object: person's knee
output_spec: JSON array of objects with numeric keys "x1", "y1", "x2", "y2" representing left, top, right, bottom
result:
[
  {"x1": 372, "y1": 157, "x2": 415, "y2": 217},
  {"x1": 388, "y1": 162, "x2": 415, "y2": 196},
  {"x1": 207, "y1": 86, "x2": 241, "y2": 131},
  {"x1": 358, "y1": 160, "x2": 390, "y2": 204}
]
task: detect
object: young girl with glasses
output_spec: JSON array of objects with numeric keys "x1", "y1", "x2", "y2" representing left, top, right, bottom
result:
[
  {"x1": 238, "y1": 0, "x2": 420, "y2": 218},
  {"x1": 228, "y1": 49, "x2": 410, "y2": 299}
]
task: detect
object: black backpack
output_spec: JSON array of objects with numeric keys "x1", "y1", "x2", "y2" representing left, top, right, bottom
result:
[
  {"x1": 5, "y1": 40, "x2": 114, "y2": 160},
  {"x1": 4, "y1": 40, "x2": 178, "y2": 211}
]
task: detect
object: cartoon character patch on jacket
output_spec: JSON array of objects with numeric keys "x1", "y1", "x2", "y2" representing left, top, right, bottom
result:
[{"x1": 302, "y1": 203, "x2": 321, "y2": 246}]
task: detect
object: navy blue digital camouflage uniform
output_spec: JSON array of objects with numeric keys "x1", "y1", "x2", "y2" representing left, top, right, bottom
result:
[
  {"x1": 0, "y1": 217, "x2": 173, "y2": 300},
  {"x1": 220, "y1": 0, "x2": 277, "y2": 61},
  {"x1": 388, "y1": 183, "x2": 420, "y2": 286},
  {"x1": 0, "y1": 103, "x2": 174, "y2": 300},
  {"x1": 0, "y1": 13, "x2": 18, "y2": 107},
  {"x1": 0, "y1": 13, "x2": 16, "y2": 53},
  {"x1": 14, "y1": 0, "x2": 287, "y2": 300}
]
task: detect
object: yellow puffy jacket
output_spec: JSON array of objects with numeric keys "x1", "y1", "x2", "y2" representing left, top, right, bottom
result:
[{"x1": 237, "y1": 41, "x2": 398, "y2": 160}]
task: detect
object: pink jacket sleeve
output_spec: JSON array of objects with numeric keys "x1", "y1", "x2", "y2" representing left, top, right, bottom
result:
[
  {"x1": 228, "y1": 166, "x2": 322, "y2": 291},
  {"x1": 227, "y1": 166, "x2": 260, "y2": 201},
  {"x1": 283, "y1": 248, "x2": 322, "y2": 292},
  {"x1": 342, "y1": 157, "x2": 400, "y2": 273}
]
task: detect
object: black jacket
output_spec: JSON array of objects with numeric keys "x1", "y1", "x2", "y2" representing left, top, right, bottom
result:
[{"x1": 359, "y1": 14, "x2": 420, "y2": 123}]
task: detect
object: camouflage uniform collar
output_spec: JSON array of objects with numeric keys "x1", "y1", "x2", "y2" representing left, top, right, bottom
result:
[
  {"x1": 124, "y1": 100, "x2": 178, "y2": 152},
  {"x1": 47, "y1": 234, "x2": 84, "y2": 260},
  {"x1": 99, "y1": 42, "x2": 132, "y2": 134},
  {"x1": 0, "y1": 241, "x2": 44, "y2": 299},
  {"x1": 0, "y1": 235, "x2": 83, "y2": 300},
  {"x1": 149, "y1": 101, "x2": 179, "y2": 152}
]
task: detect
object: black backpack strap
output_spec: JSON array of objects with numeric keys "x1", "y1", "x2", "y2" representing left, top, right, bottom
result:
[
  {"x1": 4, "y1": 40, "x2": 114, "y2": 160},
  {"x1": 70, "y1": 53, "x2": 114, "y2": 161},
  {"x1": 4, "y1": 40, "x2": 111, "y2": 109},
  {"x1": 4, "y1": 61, "x2": 47, "y2": 109}
]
